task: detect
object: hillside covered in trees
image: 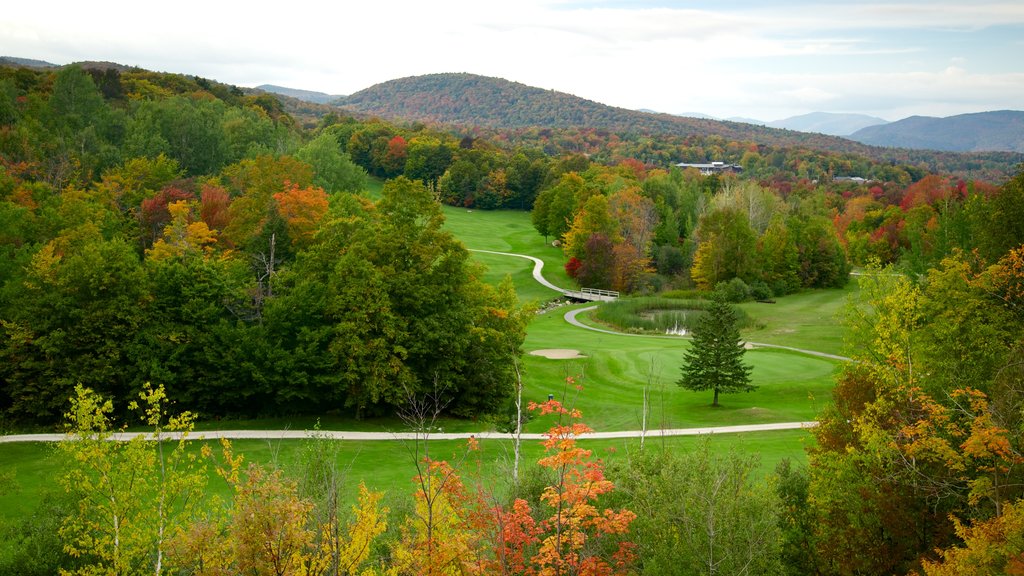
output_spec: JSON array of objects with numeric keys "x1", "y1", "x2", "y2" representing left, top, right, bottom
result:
[
  {"x1": 849, "y1": 110, "x2": 1024, "y2": 152},
  {"x1": 335, "y1": 72, "x2": 1023, "y2": 180}
]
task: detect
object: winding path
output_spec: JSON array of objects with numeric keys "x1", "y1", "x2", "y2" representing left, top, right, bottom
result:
[
  {"x1": 470, "y1": 249, "x2": 567, "y2": 295},
  {"x1": 472, "y1": 248, "x2": 851, "y2": 362}
]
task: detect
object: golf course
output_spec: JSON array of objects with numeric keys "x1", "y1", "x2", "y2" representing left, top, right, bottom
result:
[{"x1": 0, "y1": 203, "x2": 851, "y2": 522}]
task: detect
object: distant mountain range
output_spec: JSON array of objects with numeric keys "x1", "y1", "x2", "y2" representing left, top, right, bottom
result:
[
  {"x1": 676, "y1": 112, "x2": 889, "y2": 137},
  {"x1": 767, "y1": 112, "x2": 889, "y2": 136},
  {"x1": 2, "y1": 57, "x2": 1022, "y2": 166},
  {"x1": 256, "y1": 84, "x2": 345, "y2": 105},
  {"x1": 334, "y1": 73, "x2": 1023, "y2": 155},
  {"x1": 848, "y1": 110, "x2": 1024, "y2": 153},
  {"x1": 0, "y1": 56, "x2": 57, "y2": 68}
]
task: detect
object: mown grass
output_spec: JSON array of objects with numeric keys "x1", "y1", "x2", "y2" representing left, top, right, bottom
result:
[
  {"x1": 0, "y1": 428, "x2": 813, "y2": 531},
  {"x1": 520, "y1": 304, "x2": 838, "y2": 434},
  {"x1": 737, "y1": 279, "x2": 858, "y2": 357},
  {"x1": 442, "y1": 206, "x2": 574, "y2": 296}
]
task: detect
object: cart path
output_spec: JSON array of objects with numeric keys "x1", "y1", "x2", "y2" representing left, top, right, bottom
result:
[
  {"x1": 565, "y1": 306, "x2": 851, "y2": 361},
  {"x1": 470, "y1": 249, "x2": 568, "y2": 294},
  {"x1": 469, "y1": 249, "x2": 850, "y2": 362},
  {"x1": 0, "y1": 421, "x2": 817, "y2": 444}
]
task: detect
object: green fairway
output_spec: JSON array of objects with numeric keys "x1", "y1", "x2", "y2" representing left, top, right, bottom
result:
[
  {"x1": 442, "y1": 206, "x2": 574, "y2": 296},
  {"x1": 737, "y1": 279, "x2": 858, "y2": 357},
  {"x1": 519, "y1": 304, "x2": 839, "y2": 434}
]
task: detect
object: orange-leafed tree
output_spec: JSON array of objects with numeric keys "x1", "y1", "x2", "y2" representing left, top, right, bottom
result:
[
  {"x1": 273, "y1": 182, "x2": 329, "y2": 248},
  {"x1": 922, "y1": 499, "x2": 1024, "y2": 576},
  {"x1": 518, "y1": 390, "x2": 636, "y2": 575}
]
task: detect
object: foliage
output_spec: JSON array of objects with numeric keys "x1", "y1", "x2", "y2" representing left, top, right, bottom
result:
[
  {"x1": 58, "y1": 383, "x2": 206, "y2": 576},
  {"x1": 921, "y1": 498, "x2": 1024, "y2": 575},
  {"x1": 612, "y1": 443, "x2": 783, "y2": 576}
]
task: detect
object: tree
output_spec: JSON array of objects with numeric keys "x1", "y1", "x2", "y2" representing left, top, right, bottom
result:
[
  {"x1": 58, "y1": 384, "x2": 208, "y2": 576},
  {"x1": 615, "y1": 444, "x2": 783, "y2": 576},
  {"x1": 690, "y1": 207, "x2": 758, "y2": 291},
  {"x1": 294, "y1": 132, "x2": 367, "y2": 193},
  {"x1": 677, "y1": 298, "x2": 754, "y2": 406}
]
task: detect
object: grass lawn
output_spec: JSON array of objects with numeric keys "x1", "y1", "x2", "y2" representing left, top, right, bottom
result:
[
  {"x1": 0, "y1": 428, "x2": 813, "y2": 529},
  {"x1": 442, "y1": 206, "x2": 574, "y2": 295},
  {"x1": 737, "y1": 279, "x2": 859, "y2": 357},
  {"x1": 520, "y1": 304, "x2": 839, "y2": 434}
]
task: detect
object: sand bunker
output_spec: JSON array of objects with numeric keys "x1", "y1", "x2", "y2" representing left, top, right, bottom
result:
[{"x1": 529, "y1": 349, "x2": 586, "y2": 359}]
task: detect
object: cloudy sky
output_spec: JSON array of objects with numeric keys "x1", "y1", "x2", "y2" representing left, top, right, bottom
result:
[{"x1": 3, "y1": 0, "x2": 1022, "y2": 121}]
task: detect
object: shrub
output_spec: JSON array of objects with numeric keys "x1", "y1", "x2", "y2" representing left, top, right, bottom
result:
[
  {"x1": 750, "y1": 280, "x2": 773, "y2": 301},
  {"x1": 714, "y1": 277, "x2": 752, "y2": 303}
]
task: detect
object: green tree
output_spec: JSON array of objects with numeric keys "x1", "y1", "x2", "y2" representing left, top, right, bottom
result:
[
  {"x1": 615, "y1": 444, "x2": 783, "y2": 576},
  {"x1": 294, "y1": 131, "x2": 367, "y2": 193},
  {"x1": 677, "y1": 298, "x2": 754, "y2": 406},
  {"x1": 690, "y1": 207, "x2": 758, "y2": 291}
]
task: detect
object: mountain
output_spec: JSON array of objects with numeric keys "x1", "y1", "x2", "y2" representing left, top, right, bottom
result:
[
  {"x1": 335, "y1": 73, "x2": 886, "y2": 154},
  {"x1": 256, "y1": 84, "x2": 344, "y2": 105},
  {"x1": 727, "y1": 116, "x2": 766, "y2": 126},
  {"x1": 848, "y1": 110, "x2": 1024, "y2": 153},
  {"x1": 767, "y1": 112, "x2": 888, "y2": 136},
  {"x1": 0, "y1": 56, "x2": 58, "y2": 68}
]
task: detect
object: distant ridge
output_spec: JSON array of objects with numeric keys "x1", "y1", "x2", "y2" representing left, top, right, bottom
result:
[
  {"x1": 767, "y1": 112, "x2": 889, "y2": 136},
  {"x1": 0, "y1": 56, "x2": 58, "y2": 68},
  {"x1": 256, "y1": 84, "x2": 344, "y2": 105},
  {"x1": 849, "y1": 110, "x2": 1024, "y2": 153},
  {"x1": 335, "y1": 73, "x2": 880, "y2": 154}
]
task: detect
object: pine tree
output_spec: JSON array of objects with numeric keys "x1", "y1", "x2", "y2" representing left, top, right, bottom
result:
[{"x1": 678, "y1": 298, "x2": 755, "y2": 406}]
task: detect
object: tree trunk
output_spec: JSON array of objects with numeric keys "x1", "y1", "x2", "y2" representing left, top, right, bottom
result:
[{"x1": 713, "y1": 387, "x2": 719, "y2": 407}]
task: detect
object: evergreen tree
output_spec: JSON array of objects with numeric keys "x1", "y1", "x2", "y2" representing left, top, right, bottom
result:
[{"x1": 678, "y1": 298, "x2": 755, "y2": 406}]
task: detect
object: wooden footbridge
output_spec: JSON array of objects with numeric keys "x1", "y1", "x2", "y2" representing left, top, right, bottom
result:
[{"x1": 564, "y1": 287, "x2": 619, "y2": 302}]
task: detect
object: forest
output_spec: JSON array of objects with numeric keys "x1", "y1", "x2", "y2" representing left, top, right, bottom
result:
[{"x1": 1, "y1": 61, "x2": 1024, "y2": 574}]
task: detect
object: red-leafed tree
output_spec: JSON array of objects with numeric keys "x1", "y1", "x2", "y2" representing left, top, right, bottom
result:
[{"x1": 199, "y1": 183, "x2": 231, "y2": 233}]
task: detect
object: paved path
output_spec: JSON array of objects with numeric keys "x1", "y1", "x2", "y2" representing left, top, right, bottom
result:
[
  {"x1": 0, "y1": 421, "x2": 818, "y2": 444},
  {"x1": 565, "y1": 306, "x2": 851, "y2": 362},
  {"x1": 470, "y1": 249, "x2": 567, "y2": 295}
]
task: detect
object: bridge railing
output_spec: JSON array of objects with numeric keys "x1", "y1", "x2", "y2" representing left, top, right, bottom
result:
[{"x1": 580, "y1": 287, "x2": 619, "y2": 299}]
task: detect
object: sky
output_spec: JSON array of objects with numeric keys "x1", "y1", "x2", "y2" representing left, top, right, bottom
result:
[{"x1": 3, "y1": 0, "x2": 1023, "y2": 122}]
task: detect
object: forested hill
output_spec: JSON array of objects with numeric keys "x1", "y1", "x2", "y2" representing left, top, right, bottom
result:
[
  {"x1": 335, "y1": 73, "x2": 1023, "y2": 178},
  {"x1": 849, "y1": 110, "x2": 1024, "y2": 153},
  {"x1": 256, "y1": 84, "x2": 344, "y2": 105},
  {"x1": 338, "y1": 73, "x2": 866, "y2": 151}
]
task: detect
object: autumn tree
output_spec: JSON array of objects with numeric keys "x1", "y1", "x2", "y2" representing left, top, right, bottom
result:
[
  {"x1": 678, "y1": 298, "x2": 754, "y2": 406},
  {"x1": 272, "y1": 182, "x2": 329, "y2": 249},
  {"x1": 690, "y1": 207, "x2": 758, "y2": 291},
  {"x1": 145, "y1": 200, "x2": 218, "y2": 261},
  {"x1": 519, "y1": 394, "x2": 637, "y2": 575},
  {"x1": 609, "y1": 187, "x2": 656, "y2": 292},
  {"x1": 58, "y1": 384, "x2": 208, "y2": 576}
]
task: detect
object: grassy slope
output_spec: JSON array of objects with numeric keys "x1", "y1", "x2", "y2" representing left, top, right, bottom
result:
[
  {"x1": 737, "y1": 279, "x2": 858, "y2": 357},
  {"x1": 0, "y1": 198, "x2": 844, "y2": 523}
]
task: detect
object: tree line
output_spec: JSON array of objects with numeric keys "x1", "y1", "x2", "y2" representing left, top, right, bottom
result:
[{"x1": 0, "y1": 64, "x2": 528, "y2": 423}]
